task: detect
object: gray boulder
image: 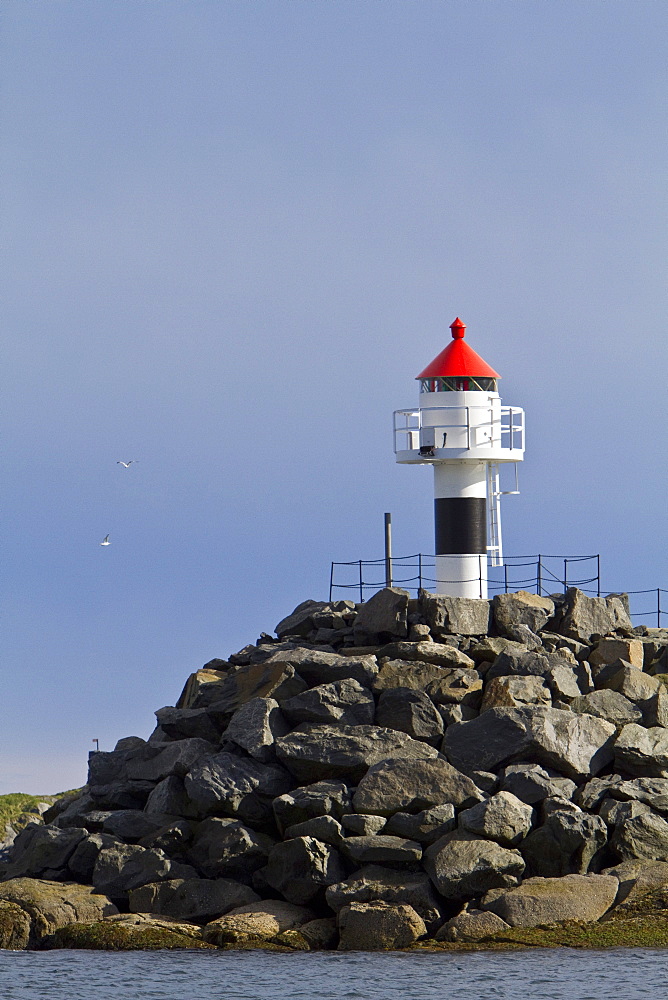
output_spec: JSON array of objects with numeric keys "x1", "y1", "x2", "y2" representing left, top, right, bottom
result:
[
  {"x1": 571, "y1": 689, "x2": 642, "y2": 727},
  {"x1": 611, "y1": 811, "x2": 668, "y2": 862},
  {"x1": 184, "y1": 752, "x2": 293, "y2": 826},
  {"x1": 480, "y1": 676, "x2": 551, "y2": 712},
  {"x1": 223, "y1": 697, "x2": 289, "y2": 762},
  {"x1": 376, "y1": 641, "x2": 476, "y2": 670},
  {"x1": 101, "y1": 811, "x2": 176, "y2": 844},
  {"x1": 341, "y1": 814, "x2": 387, "y2": 836},
  {"x1": 325, "y1": 864, "x2": 442, "y2": 929},
  {"x1": 384, "y1": 804, "x2": 456, "y2": 845},
  {"x1": 373, "y1": 659, "x2": 455, "y2": 694},
  {"x1": 281, "y1": 679, "x2": 375, "y2": 727},
  {"x1": 92, "y1": 844, "x2": 197, "y2": 900},
  {"x1": 154, "y1": 706, "x2": 221, "y2": 743},
  {"x1": 458, "y1": 792, "x2": 534, "y2": 847},
  {"x1": 424, "y1": 831, "x2": 525, "y2": 900},
  {"x1": 338, "y1": 901, "x2": 426, "y2": 951},
  {"x1": 4, "y1": 825, "x2": 87, "y2": 880},
  {"x1": 342, "y1": 835, "x2": 422, "y2": 865},
  {"x1": 275, "y1": 725, "x2": 437, "y2": 784},
  {"x1": 555, "y1": 588, "x2": 632, "y2": 643},
  {"x1": 352, "y1": 587, "x2": 409, "y2": 644},
  {"x1": 437, "y1": 907, "x2": 511, "y2": 942},
  {"x1": 482, "y1": 874, "x2": 618, "y2": 927},
  {"x1": 263, "y1": 836, "x2": 345, "y2": 905},
  {"x1": 419, "y1": 592, "x2": 491, "y2": 637},
  {"x1": 443, "y1": 706, "x2": 616, "y2": 780},
  {"x1": 264, "y1": 647, "x2": 378, "y2": 688},
  {"x1": 375, "y1": 687, "x2": 443, "y2": 745},
  {"x1": 425, "y1": 668, "x2": 483, "y2": 708},
  {"x1": 352, "y1": 756, "x2": 483, "y2": 817},
  {"x1": 144, "y1": 776, "x2": 196, "y2": 817},
  {"x1": 283, "y1": 815, "x2": 345, "y2": 847},
  {"x1": 614, "y1": 724, "x2": 668, "y2": 778},
  {"x1": 275, "y1": 600, "x2": 334, "y2": 639},
  {"x1": 203, "y1": 899, "x2": 316, "y2": 944},
  {"x1": 272, "y1": 780, "x2": 352, "y2": 835},
  {"x1": 492, "y1": 591, "x2": 555, "y2": 636},
  {"x1": 498, "y1": 765, "x2": 577, "y2": 806},
  {"x1": 520, "y1": 807, "x2": 608, "y2": 877},
  {"x1": 67, "y1": 833, "x2": 119, "y2": 883},
  {"x1": 129, "y1": 877, "x2": 259, "y2": 923},
  {"x1": 187, "y1": 817, "x2": 274, "y2": 880}
]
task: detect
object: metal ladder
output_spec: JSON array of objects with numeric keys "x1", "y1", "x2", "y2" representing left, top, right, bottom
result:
[{"x1": 487, "y1": 464, "x2": 503, "y2": 567}]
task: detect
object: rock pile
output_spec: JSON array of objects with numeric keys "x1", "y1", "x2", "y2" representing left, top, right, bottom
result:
[{"x1": 3, "y1": 586, "x2": 668, "y2": 951}]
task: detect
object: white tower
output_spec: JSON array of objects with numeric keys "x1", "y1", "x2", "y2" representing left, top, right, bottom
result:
[{"x1": 393, "y1": 318, "x2": 525, "y2": 598}]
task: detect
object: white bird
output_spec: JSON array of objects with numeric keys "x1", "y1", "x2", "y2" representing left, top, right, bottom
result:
[
  {"x1": 100, "y1": 535, "x2": 111, "y2": 546},
  {"x1": 116, "y1": 461, "x2": 138, "y2": 468}
]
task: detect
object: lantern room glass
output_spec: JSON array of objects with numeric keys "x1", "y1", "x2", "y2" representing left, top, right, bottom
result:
[{"x1": 419, "y1": 377, "x2": 498, "y2": 393}]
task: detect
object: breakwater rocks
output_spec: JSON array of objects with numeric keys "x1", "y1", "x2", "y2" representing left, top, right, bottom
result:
[{"x1": 4, "y1": 586, "x2": 668, "y2": 952}]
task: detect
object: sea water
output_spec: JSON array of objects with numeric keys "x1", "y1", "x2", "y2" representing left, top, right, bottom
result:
[{"x1": 1, "y1": 948, "x2": 667, "y2": 1000}]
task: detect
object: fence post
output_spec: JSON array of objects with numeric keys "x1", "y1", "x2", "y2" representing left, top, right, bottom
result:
[
  {"x1": 659, "y1": 588, "x2": 662, "y2": 629},
  {"x1": 329, "y1": 562, "x2": 334, "y2": 602},
  {"x1": 597, "y1": 555, "x2": 601, "y2": 597},
  {"x1": 384, "y1": 513, "x2": 393, "y2": 588},
  {"x1": 563, "y1": 558, "x2": 568, "y2": 594},
  {"x1": 418, "y1": 552, "x2": 423, "y2": 592},
  {"x1": 504, "y1": 562, "x2": 508, "y2": 594},
  {"x1": 537, "y1": 554, "x2": 542, "y2": 596},
  {"x1": 358, "y1": 560, "x2": 364, "y2": 604}
]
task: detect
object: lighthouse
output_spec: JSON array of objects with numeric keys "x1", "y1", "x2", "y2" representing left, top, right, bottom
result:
[{"x1": 393, "y1": 318, "x2": 525, "y2": 599}]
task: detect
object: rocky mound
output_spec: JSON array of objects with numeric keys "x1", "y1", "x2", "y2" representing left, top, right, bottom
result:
[{"x1": 3, "y1": 586, "x2": 668, "y2": 951}]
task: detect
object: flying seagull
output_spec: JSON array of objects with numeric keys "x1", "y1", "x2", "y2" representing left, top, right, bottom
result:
[
  {"x1": 116, "y1": 461, "x2": 138, "y2": 468},
  {"x1": 100, "y1": 535, "x2": 111, "y2": 546}
]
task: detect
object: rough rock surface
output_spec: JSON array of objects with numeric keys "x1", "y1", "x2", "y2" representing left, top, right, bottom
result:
[
  {"x1": 482, "y1": 874, "x2": 618, "y2": 927},
  {"x1": 338, "y1": 901, "x2": 426, "y2": 951}
]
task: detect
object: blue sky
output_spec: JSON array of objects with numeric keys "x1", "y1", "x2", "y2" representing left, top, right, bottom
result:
[{"x1": 3, "y1": 0, "x2": 667, "y2": 794}]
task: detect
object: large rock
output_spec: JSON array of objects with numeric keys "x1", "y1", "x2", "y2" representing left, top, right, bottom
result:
[
  {"x1": 520, "y1": 807, "x2": 608, "y2": 876},
  {"x1": 376, "y1": 641, "x2": 476, "y2": 670},
  {"x1": 3, "y1": 824, "x2": 88, "y2": 880},
  {"x1": 614, "y1": 724, "x2": 668, "y2": 778},
  {"x1": 194, "y1": 661, "x2": 306, "y2": 715},
  {"x1": 610, "y1": 811, "x2": 668, "y2": 862},
  {"x1": 275, "y1": 725, "x2": 437, "y2": 784},
  {"x1": 373, "y1": 659, "x2": 455, "y2": 695},
  {"x1": 275, "y1": 600, "x2": 334, "y2": 638},
  {"x1": 144, "y1": 775, "x2": 195, "y2": 817},
  {"x1": 480, "y1": 676, "x2": 551, "y2": 712},
  {"x1": 128, "y1": 877, "x2": 258, "y2": 923},
  {"x1": 375, "y1": 688, "x2": 443, "y2": 745},
  {"x1": 263, "y1": 836, "x2": 345, "y2": 905},
  {"x1": 492, "y1": 591, "x2": 554, "y2": 636},
  {"x1": 325, "y1": 865, "x2": 442, "y2": 929},
  {"x1": 352, "y1": 587, "x2": 409, "y2": 644},
  {"x1": 425, "y1": 669, "x2": 483, "y2": 707},
  {"x1": 283, "y1": 815, "x2": 345, "y2": 847},
  {"x1": 264, "y1": 647, "x2": 378, "y2": 688},
  {"x1": 599, "y1": 663, "x2": 661, "y2": 706},
  {"x1": 223, "y1": 697, "x2": 289, "y2": 762},
  {"x1": 342, "y1": 835, "x2": 422, "y2": 865},
  {"x1": 281, "y1": 679, "x2": 375, "y2": 727},
  {"x1": 92, "y1": 844, "x2": 197, "y2": 900},
  {"x1": 482, "y1": 874, "x2": 618, "y2": 927},
  {"x1": 272, "y1": 780, "x2": 352, "y2": 835},
  {"x1": 187, "y1": 817, "x2": 274, "y2": 880},
  {"x1": 590, "y1": 637, "x2": 645, "y2": 672},
  {"x1": 203, "y1": 900, "x2": 315, "y2": 945},
  {"x1": 184, "y1": 752, "x2": 293, "y2": 825},
  {"x1": 352, "y1": 756, "x2": 483, "y2": 817},
  {"x1": 419, "y1": 592, "x2": 491, "y2": 637},
  {"x1": 338, "y1": 901, "x2": 426, "y2": 951},
  {"x1": 458, "y1": 792, "x2": 534, "y2": 847},
  {"x1": 442, "y1": 706, "x2": 616, "y2": 780},
  {"x1": 0, "y1": 900, "x2": 32, "y2": 950},
  {"x1": 154, "y1": 706, "x2": 221, "y2": 743},
  {"x1": 555, "y1": 588, "x2": 632, "y2": 643},
  {"x1": 571, "y1": 689, "x2": 642, "y2": 727},
  {"x1": 436, "y1": 907, "x2": 511, "y2": 942},
  {"x1": 499, "y1": 764, "x2": 576, "y2": 804},
  {"x1": 423, "y1": 832, "x2": 525, "y2": 900},
  {"x1": 384, "y1": 804, "x2": 456, "y2": 845},
  {"x1": 0, "y1": 878, "x2": 117, "y2": 947}
]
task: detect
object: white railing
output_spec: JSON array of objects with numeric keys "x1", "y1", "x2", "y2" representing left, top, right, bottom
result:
[{"x1": 393, "y1": 405, "x2": 524, "y2": 454}]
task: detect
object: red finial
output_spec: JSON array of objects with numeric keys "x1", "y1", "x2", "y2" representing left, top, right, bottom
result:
[{"x1": 450, "y1": 318, "x2": 466, "y2": 339}]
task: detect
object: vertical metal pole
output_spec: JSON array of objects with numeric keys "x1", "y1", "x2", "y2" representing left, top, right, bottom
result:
[
  {"x1": 358, "y1": 560, "x2": 364, "y2": 604},
  {"x1": 563, "y1": 558, "x2": 568, "y2": 594},
  {"x1": 537, "y1": 554, "x2": 542, "y2": 596},
  {"x1": 504, "y1": 563, "x2": 508, "y2": 594},
  {"x1": 384, "y1": 513, "x2": 393, "y2": 589},
  {"x1": 658, "y1": 588, "x2": 661, "y2": 629},
  {"x1": 418, "y1": 552, "x2": 423, "y2": 592},
  {"x1": 329, "y1": 562, "x2": 334, "y2": 603},
  {"x1": 479, "y1": 554, "x2": 483, "y2": 599},
  {"x1": 597, "y1": 555, "x2": 601, "y2": 597}
]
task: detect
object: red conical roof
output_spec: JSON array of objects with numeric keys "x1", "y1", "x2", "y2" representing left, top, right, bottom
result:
[{"x1": 416, "y1": 318, "x2": 501, "y2": 380}]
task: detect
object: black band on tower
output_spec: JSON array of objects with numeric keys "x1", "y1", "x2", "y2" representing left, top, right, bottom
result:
[{"x1": 434, "y1": 497, "x2": 487, "y2": 555}]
